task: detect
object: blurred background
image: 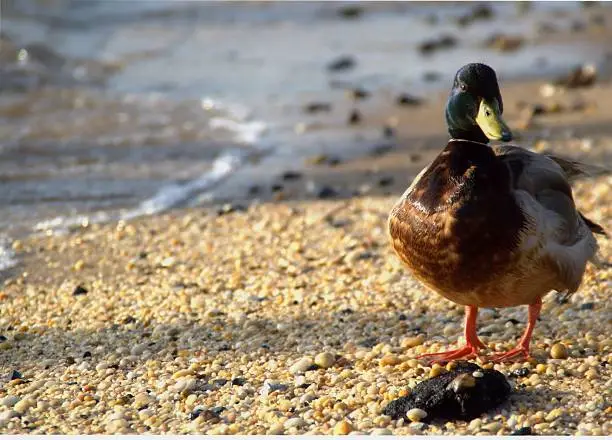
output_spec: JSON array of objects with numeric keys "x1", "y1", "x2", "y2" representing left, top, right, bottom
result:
[{"x1": 1, "y1": 1, "x2": 611, "y2": 269}]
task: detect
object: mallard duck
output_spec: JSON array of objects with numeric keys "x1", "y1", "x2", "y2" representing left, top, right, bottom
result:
[{"x1": 388, "y1": 63, "x2": 607, "y2": 363}]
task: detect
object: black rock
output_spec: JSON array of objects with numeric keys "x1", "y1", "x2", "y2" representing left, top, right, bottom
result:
[
  {"x1": 580, "y1": 302, "x2": 595, "y2": 310},
  {"x1": 358, "y1": 336, "x2": 378, "y2": 348},
  {"x1": 10, "y1": 370, "x2": 23, "y2": 380},
  {"x1": 72, "y1": 285, "x2": 88, "y2": 296},
  {"x1": 217, "y1": 203, "x2": 246, "y2": 216},
  {"x1": 231, "y1": 377, "x2": 246, "y2": 386},
  {"x1": 382, "y1": 125, "x2": 395, "y2": 138},
  {"x1": 0, "y1": 335, "x2": 6, "y2": 342},
  {"x1": 122, "y1": 316, "x2": 137, "y2": 324},
  {"x1": 418, "y1": 35, "x2": 457, "y2": 55},
  {"x1": 423, "y1": 71, "x2": 442, "y2": 82},
  {"x1": 383, "y1": 362, "x2": 511, "y2": 422},
  {"x1": 337, "y1": 5, "x2": 363, "y2": 19},
  {"x1": 347, "y1": 87, "x2": 370, "y2": 100},
  {"x1": 396, "y1": 93, "x2": 423, "y2": 106},
  {"x1": 378, "y1": 176, "x2": 394, "y2": 187},
  {"x1": 281, "y1": 171, "x2": 303, "y2": 181},
  {"x1": 303, "y1": 102, "x2": 332, "y2": 114},
  {"x1": 370, "y1": 144, "x2": 394, "y2": 157},
  {"x1": 506, "y1": 318, "x2": 521, "y2": 325},
  {"x1": 82, "y1": 351, "x2": 92, "y2": 358},
  {"x1": 348, "y1": 109, "x2": 362, "y2": 125},
  {"x1": 327, "y1": 55, "x2": 356, "y2": 72},
  {"x1": 210, "y1": 406, "x2": 226, "y2": 416},
  {"x1": 271, "y1": 183, "x2": 284, "y2": 193},
  {"x1": 212, "y1": 378, "x2": 228, "y2": 388},
  {"x1": 398, "y1": 313, "x2": 408, "y2": 321},
  {"x1": 511, "y1": 426, "x2": 535, "y2": 435},
  {"x1": 317, "y1": 186, "x2": 338, "y2": 199},
  {"x1": 509, "y1": 367, "x2": 530, "y2": 378}
]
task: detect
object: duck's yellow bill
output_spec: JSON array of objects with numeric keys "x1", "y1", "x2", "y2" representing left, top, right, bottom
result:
[{"x1": 475, "y1": 99, "x2": 512, "y2": 142}]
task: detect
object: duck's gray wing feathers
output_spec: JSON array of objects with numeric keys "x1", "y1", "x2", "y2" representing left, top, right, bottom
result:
[{"x1": 492, "y1": 145, "x2": 601, "y2": 293}]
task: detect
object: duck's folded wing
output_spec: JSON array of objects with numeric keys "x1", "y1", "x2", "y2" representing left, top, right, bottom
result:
[{"x1": 492, "y1": 145, "x2": 601, "y2": 292}]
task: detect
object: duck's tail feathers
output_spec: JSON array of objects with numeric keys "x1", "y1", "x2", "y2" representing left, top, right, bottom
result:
[
  {"x1": 546, "y1": 154, "x2": 611, "y2": 181},
  {"x1": 580, "y1": 212, "x2": 608, "y2": 237}
]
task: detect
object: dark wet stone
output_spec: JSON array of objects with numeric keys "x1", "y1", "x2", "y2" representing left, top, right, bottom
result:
[
  {"x1": 282, "y1": 171, "x2": 303, "y2": 181},
  {"x1": 217, "y1": 203, "x2": 246, "y2": 216},
  {"x1": 337, "y1": 5, "x2": 362, "y2": 19},
  {"x1": 82, "y1": 351, "x2": 92, "y2": 359},
  {"x1": 327, "y1": 55, "x2": 356, "y2": 72},
  {"x1": 555, "y1": 64, "x2": 597, "y2": 88},
  {"x1": 358, "y1": 337, "x2": 378, "y2": 348},
  {"x1": 418, "y1": 34, "x2": 457, "y2": 55},
  {"x1": 231, "y1": 377, "x2": 246, "y2": 386},
  {"x1": 212, "y1": 378, "x2": 228, "y2": 388},
  {"x1": 378, "y1": 176, "x2": 394, "y2": 187},
  {"x1": 303, "y1": 102, "x2": 331, "y2": 114},
  {"x1": 65, "y1": 356, "x2": 76, "y2": 365},
  {"x1": 122, "y1": 316, "x2": 136, "y2": 324},
  {"x1": 347, "y1": 87, "x2": 370, "y2": 100},
  {"x1": 396, "y1": 93, "x2": 423, "y2": 106},
  {"x1": 486, "y1": 33, "x2": 524, "y2": 52},
  {"x1": 0, "y1": 335, "x2": 6, "y2": 342},
  {"x1": 370, "y1": 143, "x2": 394, "y2": 157},
  {"x1": 383, "y1": 125, "x2": 395, "y2": 138},
  {"x1": 260, "y1": 343, "x2": 270, "y2": 350},
  {"x1": 72, "y1": 285, "x2": 88, "y2": 296},
  {"x1": 306, "y1": 364, "x2": 319, "y2": 372},
  {"x1": 383, "y1": 362, "x2": 511, "y2": 422},
  {"x1": 398, "y1": 313, "x2": 408, "y2": 321},
  {"x1": 340, "y1": 308, "x2": 354, "y2": 315},
  {"x1": 10, "y1": 370, "x2": 23, "y2": 380},
  {"x1": 509, "y1": 367, "x2": 530, "y2": 378},
  {"x1": 511, "y1": 426, "x2": 535, "y2": 435},
  {"x1": 423, "y1": 71, "x2": 442, "y2": 82},
  {"x1": 506, "y1": 318, "x2": 521, "y2": 325},
  {"x1": 317, "y1": 186, "x2": 338, "y2": 199},
  {"x1": 580, "y1": 302, "x2": 595, "y2": 310},
  {"x1": 555, "y1": 292, "x2": 570, "y2": 305},
  {"x1": 189, "y1": 407, "x2": 219, "y2": 421},
  {"x1": 348, "y1": 109, "x2": 362, "y2": 125},
  {"x1": 211, "y1": 406, "x2": 226, "y2": 416}
]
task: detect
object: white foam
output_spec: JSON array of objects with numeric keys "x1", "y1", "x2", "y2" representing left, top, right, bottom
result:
[
  {"x1": 0, "y1": 236, "x2": 18, "y2": 272},
  {"x1": 121, "y1": 150, "x2": 244, "y2": 220},
  {"x1": 32, "y1": 97, "x2": 272, "y2": 234}
]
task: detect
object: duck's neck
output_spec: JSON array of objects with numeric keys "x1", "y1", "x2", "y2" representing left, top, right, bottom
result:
[{"x1": 448, "y1": 127, "x2": 490, "y2": 145}]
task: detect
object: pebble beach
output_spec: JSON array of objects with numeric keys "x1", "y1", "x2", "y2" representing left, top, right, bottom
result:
[
  {"x1": 1, "y1": 1, "x2": 612, "y2": 436},
  {"x1": 0, "y1": 172, "x2": 610, "y2": 434}
]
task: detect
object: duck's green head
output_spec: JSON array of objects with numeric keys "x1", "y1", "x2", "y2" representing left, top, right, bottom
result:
[{"x1": 445, "y1": 63, "x2": 512, "y2": 144}]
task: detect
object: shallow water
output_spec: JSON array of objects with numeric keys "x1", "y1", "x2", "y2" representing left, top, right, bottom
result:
[{"x1": 0, "y1": 1, "x2": 610, "y2": 266}]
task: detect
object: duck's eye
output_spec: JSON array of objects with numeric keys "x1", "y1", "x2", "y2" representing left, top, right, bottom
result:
[
  {"x1": 485, "y1": 109, "x2": 491, "y2": 117},
  {"x1": 460, "y1": 83, "x2": 467, "y2": 91}
]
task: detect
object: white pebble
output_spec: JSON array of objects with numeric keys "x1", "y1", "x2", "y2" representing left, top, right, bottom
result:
[
  {"x1": 0, "y1": 395, "x2": 20, "y2": 408},
  {"x1": 371, "y1": 428, "x2": 393, "y2": 435},
  {"x1": 131, "y1": 343, "x2": 148, "y2": 356},
  {"x1": 407, "y1": 408, "x2": 428, "y2": 422},
  {"x1": 284, "y1": 417, "x2": 306, "y2": 429},
  {"x1": 172, "y1": 378, "x2": 197, "y2": 393},
  {"x1": 472, "y1": 371, "x2": 484, "y2": 378},
  {"x1": 14, "y1": 398, "x2": 35, "y2": 414},
  {"x1": 289, "y1": 357, "x2": 314, "y2": 374},
  {"x1": 0, "y1": 410, "x2": 18, "y2": 427}
]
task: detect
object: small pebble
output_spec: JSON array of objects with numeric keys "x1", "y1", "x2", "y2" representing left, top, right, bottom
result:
[
  {"x1": 14, "y1": 398, "x2": 35, "y2": 414},
  {"x1": 289, "y1": 357, "x2": 314, "y2": 374},
  {"x1": 550, "y1": 343, "x2": 568, "y2": 359},
  {"x1": 333, "y1": 420, "x2": 353, "y2": 435},
  {"x1": 314, "y1": 352, "x2": 336, "y2": 369},
  {"x1": 407, "y1": 408, "x2": 428, "y2": 422},
  {"x1": 0, "y1": 395, "x2": 20, "y2": 408}
]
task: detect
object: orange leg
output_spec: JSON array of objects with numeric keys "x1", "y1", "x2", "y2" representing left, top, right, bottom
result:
[
  {"x1": 488, "y1": 299, "x2": 542, "y2": 363},
  {"x1": 418, "y1": 305, "x2": 486, "y2": 365}
]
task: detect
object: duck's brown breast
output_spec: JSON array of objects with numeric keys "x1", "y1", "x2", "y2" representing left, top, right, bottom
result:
[{"x1": 388, "y1": 140, "x2": 529, "y2": 304}]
